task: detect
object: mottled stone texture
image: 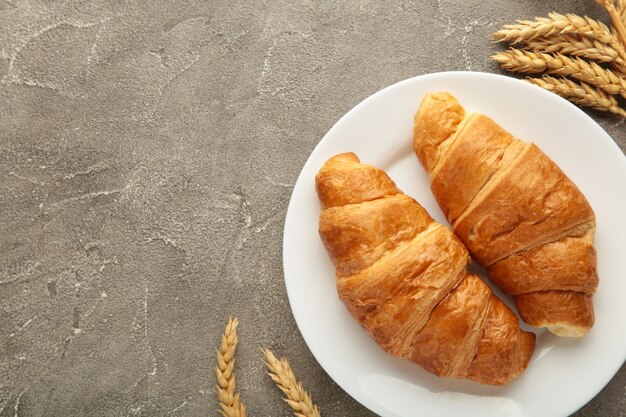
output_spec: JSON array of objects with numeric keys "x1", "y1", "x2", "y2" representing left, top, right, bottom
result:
[{"x1": 0, "y1": 0, "x2": 624, "y2": 416}]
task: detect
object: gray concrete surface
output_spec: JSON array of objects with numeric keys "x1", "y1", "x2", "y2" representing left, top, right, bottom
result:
[{"x1": 1, "y1": 1, "x2": 624, "y2": 416}]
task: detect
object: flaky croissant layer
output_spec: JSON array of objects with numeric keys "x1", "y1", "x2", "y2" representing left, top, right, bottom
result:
[
  {"x1": 316, "y1": 153, "x2": 535, "y2": 385},
  {"x1": 413, "y1": 92, "x2": 598, "y2": 337}
]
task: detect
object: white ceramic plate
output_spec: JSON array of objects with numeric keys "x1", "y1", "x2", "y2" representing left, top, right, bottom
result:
[{"x1": 282, "y1": 71, "x2": 626, "y2": 417}]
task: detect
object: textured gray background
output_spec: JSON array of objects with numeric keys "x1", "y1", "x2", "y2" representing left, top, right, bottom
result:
[{"x1": 1, "y1": 0, "x2": 624, "y2": 416}]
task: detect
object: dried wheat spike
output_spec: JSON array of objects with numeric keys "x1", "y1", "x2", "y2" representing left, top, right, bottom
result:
[
  {"x1": 525, "y1": 34, "x2": 625, "y2": 65},
  {"x1": 263, "y1": 349, "x2": 321, "y2": 417},
  {"x1": 597, "y1": 0, "x2": 626, "y2": 47},
  {"x1": 606, "y1": 25, "x2": 626, "y2": 74},
  {"x1": 493, "y1": 12, "x2": 614, "y2": 44},
  {"x1": 528, "y1": 75, "x2": 626, "y2": 117},
  {"x1": 492, "y1": 49, "x2": 626, "y2": 97},
  {"x1": 216, "y1": 317, "x2": 247, "y2": 417},
  {"x1": 611, "y1": 46, "x2": 626, "y2": 75}
]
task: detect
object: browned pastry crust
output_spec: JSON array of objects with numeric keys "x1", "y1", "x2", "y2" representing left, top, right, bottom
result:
[
  {"x1": 410, "y1": 274, "x2": 491, "y2": 378},
  {"x1": 413, "y1": 92, "x2": 465, "y2": 172},
  {"x1": 316, "y1": 153, "x2": 535, "y2": 385},
  {"x1": 466, "y1": 295, "x2": 536, "y2": 385},
  {"x1": 489, "y1": 230, "x2": 598, "y2": 295},
  {"x1": 514, "y1": 291, "x2": 594, "y2": 336},
  {"x1": 413, "y1": 92, "x2": 598, "y2": 337}
]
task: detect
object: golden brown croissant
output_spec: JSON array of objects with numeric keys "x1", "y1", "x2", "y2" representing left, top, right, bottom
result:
[
  {"x1": 316, "y1": 153, "x2": 535, "y2": 385},
  {"x1": 413, "y1": 92, "x2": 598, "y2": 337}
]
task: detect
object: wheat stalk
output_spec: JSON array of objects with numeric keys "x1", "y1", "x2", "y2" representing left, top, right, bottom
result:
[
  {"x1": 215, "y1": 317, "x2": 247, "y2": 417},
  {"x1": 619, "y1": 0, "x2": 626, "y2": 26},
  {"x1": 493, "y1": 12, "x2": 615, "y2": 44},
  {"x1": 528, "y1": 76, "x2": 626, "y2": 117},
  {"x1": 493, "y1": 49, "x2": 626, "y2": 97},
  {"x1": 263, "y1": 349, "x2": 321, "y2": 417}
]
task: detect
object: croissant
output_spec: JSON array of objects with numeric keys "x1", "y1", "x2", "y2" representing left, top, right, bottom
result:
[
  {"x1": 413, "y1": 92, "x2": 598, "y2": 337},
  {"x1": 316, "y1": 153, "x2": 535, "y2": 385}
]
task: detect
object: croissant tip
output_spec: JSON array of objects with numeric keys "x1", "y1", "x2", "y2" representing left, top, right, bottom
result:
[{"x1": 329, "y1": 152, "x2": 360, "y2": 163}]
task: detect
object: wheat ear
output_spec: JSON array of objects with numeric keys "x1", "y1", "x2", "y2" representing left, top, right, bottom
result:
[
  {"x1": 493, "y1": 12, "x2": 614, "y2": 44},
  {"x1": 215, "y1": 317, "x2": 247, "y2": 417},
  {"x1": 596, "y1": 0, "x2": 626, "y2": 47},
  {"x1": 492, "y1": 49, "x2": 626, "y2": 97},
  {"x1": 525, "y1": 34, "x2": 626, "y2": 66},
  {"x1": 528, "y1": 75, "x2": 626, "y2": 117},
  {"x1": 619, "y1": 0, "x2": 626, "y2": 26},
  {"x1": 263, "y1": 349, "x2": 321, "y2": 417}
]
